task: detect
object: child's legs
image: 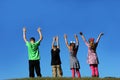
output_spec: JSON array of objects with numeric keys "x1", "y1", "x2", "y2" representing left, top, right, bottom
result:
[
  {"x1": 94, "y1": 64, "x2": 99, "y2": 77},
  {"x1": 52, "y1": 65, "x2": 57, "y2": 77},
  {"x1": 34, "y1": 60, "x2": 41, "y2": 77},
  {"x1": 56, "y1": 65, "x2": 63, "y2": 77},
  {"x1": 90, "y1": 64, "x2": 95, "y2": 76},
  {"x1": 76, "y1": 68, "x2": 81, "y2": 78},
  {"x1": 29, "y1": 60, "x2": 35, "y2": 77},
  {"x1": 71, "y1": 68, "x2": 75, "y2": 78}
]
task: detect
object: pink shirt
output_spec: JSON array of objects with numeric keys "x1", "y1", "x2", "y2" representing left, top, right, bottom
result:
[{"x1": 82, "y1": 35, "x2": 101, "y2": 64}]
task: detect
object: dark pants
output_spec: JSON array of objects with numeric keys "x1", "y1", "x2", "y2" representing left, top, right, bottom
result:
[{"x1": 29, "y1": 60, "x2": 42, "y2": 77}]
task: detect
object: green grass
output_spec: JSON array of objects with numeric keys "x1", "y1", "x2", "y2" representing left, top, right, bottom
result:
[{"x1": 10, "y1": 77, "x2": 120, "y2": 80}]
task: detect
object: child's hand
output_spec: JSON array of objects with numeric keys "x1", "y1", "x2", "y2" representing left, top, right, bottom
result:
[
  {"x1": 100, "y1": 32, "x2": 104, "y2": 36},
  {"x1": 56, "y1": 36, "x2": 59, "y2": 41},
  {"x1": 80, "y1": 32, "x2": 83, "y2": 35},
  {"x1": 53, "y1": 37, "x2": 56, "y2": 41},
  {"x1": 37, "y1": 27, "x2": 41, "y2": 32},
  {"x1": 74, "y1": 34, "x2": 78, "y2": 38},
  {"x1": 23, "y1": 27, "x2": 26, "y2": 32},
  {"x1": 64, "y1": 34, "x2": 67, "y2": 39}
]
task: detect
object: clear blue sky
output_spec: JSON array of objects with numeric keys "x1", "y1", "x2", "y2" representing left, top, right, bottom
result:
[{"x1": 0, "y1": 0, "x2": 120, "y2": 79}]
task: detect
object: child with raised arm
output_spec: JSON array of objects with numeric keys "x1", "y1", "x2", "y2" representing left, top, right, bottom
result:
[
  {"x1": 23, "y1": 27, "x2": 43, "y2": 78},
  {"x1": 51, "y1": 36, "x2": 63, "y2": 77},
  {"x1": 79, "y1": 32, "x2": 104, "y2": 77},
  {"x1": 64, "y1": 34, "x2": 81, "y2": 78}
]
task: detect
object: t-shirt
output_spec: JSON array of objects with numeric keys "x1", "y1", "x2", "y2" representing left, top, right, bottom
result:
[
  {"x1": 26, "y1": 41, "x2": 40, "y2": 60},
  {"x1": 51, "y1": 48, "x2": 61, "y2": 65}
]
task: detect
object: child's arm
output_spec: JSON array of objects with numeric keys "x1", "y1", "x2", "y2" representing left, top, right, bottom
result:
[
  {"x1": 74, "y1": 34, "x2": 79, "y2": 47},
  {"x1": 79, "y1": 32, "x2": 89, "y2": 46},
  {"x1": 96, "y1": 32, "x2": 104, "y2": 43},
  {"x1": 56, "y1": 36, "x2": 60, "y2": 49},
  {"x1": 64, "y1": 34, "x2": 70, "y2": 49},
  {"x1": 37, "y1": 27, "x2": 43, "y2": 42},
  {"x1": 52, "y1": 37, "x2": 55, "y2": 49},
  {"x1": 23, "y1": 27, "x2": 28, "y2": 42}
]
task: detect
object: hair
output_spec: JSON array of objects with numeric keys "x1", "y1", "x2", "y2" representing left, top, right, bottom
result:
[
  {"x1": 53, "y1": 45, "x2": 57, "y2": 48},
  {"x1": 88, "y1": 38, "x2": 94, "y2": 43},
  {"x1": 30, "y1": 37, "x2": 35, "y2": 42},
  {"x1": 70, "y1": 43, "x2": 74, "y2": 46},
  {"x1": 89, "y1": 38, "x2": 95, "y2": 49},
  {"x1": 70, "y1": 43, "x2": 76, "y2": 49}
]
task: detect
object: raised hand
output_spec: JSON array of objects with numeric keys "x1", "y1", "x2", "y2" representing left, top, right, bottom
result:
[
  {"x1": 53, "y1": 37, "x2": 56, "y2": 41},
  {"x1": 37, "y1": 27, "x2": 41, "y2": 32},
  {"x1": 23, "y1": 27, "x2": 27, "y2": 42},
  {"x1": 64, "y1": 34, "x2": 67, "y2": 39},
  {"x1": 80, "y1": 32, "x2": 83, "y2": 35},
  {"x1": 56, "y1": 36, "x2": 59, "y2": 41},
  {"x1": 100, "y1": 32, "x2": 104, "y2": 36},
  {"x1": 23, "y1": 27, "x2": 26, "y2": 32},
  {"x1": 37, "y1": 27, "x2": 43, "y2": 41},
  {"x1": 74, "y1": 34, "x2": 78, "y2": 38}
]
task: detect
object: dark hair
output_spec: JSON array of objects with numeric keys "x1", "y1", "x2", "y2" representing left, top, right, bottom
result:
[
  {"x1": 30, "y1": 37, "x2": 35, "y2": 42},
  {"x1": 70, "y1": 43, "x2": 75, "y2": 49},
  {"x1": 53, "y1": 45, "x2": 57, "y2": 48},
  {"x1": 70, "y1": 43, "x2": 75, "y2": 46}
]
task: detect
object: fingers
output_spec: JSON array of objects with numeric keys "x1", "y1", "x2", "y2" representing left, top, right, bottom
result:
[
  {"x1": 53, "y1": 36, "x2": 59, "y2": 41},
  {"x1": 23, "y1": 27, "x2": 26, "y2": 32},
  {"x1": 64, "y1": 34, "x2": 67, "y2": 39},
  {"x1": 37, "y1": 27, "x2": 41, "y2": 32},
  {"x1": 53, "y1": 37, "x2": 56, "y2": 41},
  {"x1": 74, "y1": 34, "x2": 78, "y2": 38},
  {"x1": 56, "y1": 36, "x2": 58, "y2": 41},
  {"x1": 100, "y1": 32, "x2": 104, "y2": 36}
]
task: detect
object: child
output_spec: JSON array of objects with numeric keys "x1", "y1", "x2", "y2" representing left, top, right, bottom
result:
[
  {"x1": 23, "y1": 27, "x2": 43, "y2": 78},
  {"x1": 79, "y1": 32, "x2": 104, "y2": 77},
  {"x1": 64, "y1": 34, "x2": 81, "y2": 78},
  {"x1": 51, "y1": 36, "x2": 63, "y2": 77}
]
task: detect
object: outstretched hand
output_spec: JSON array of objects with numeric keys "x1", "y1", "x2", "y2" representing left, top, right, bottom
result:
[
  {"x1": 23, "y1": 27, "x2": 26, "y2": 32},
  {"x1": 53, "y1": 37, "x2": 56, "y2": 41},
  {"x1": 80, "y1": 32, "x2": 83, "y2": 35},
  {"x1": 56, "y1": 36, "x2": 58, "y2": 41},
  {"x1": 64, "y1": 34, "x2": 67, "y2": 39},
  {"x1": 37, "y1": 27, "x2": 41, "y2": 32},
  {"x1": 74, "y1": 34, "x2": 78, "y2": 38},
  {"x1": 100, "y1": 32, "x2": 104, "y2": 36}
]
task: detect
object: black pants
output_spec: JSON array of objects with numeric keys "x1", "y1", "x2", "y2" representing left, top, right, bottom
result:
[{"x1": 29, "y1": 60, "x2": 42, "y2": 77}]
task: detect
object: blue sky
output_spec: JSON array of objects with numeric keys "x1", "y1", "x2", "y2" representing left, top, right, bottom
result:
[{"x1": 0, "y1": 0, "x2": 120, "y2": 79}]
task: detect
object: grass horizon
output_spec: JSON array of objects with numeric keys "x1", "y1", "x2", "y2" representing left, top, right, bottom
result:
[{"x1": 10, "y1": 77, "x2": 120, "y2": 80}]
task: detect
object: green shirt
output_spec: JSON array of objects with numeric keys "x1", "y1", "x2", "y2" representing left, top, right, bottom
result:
[{"x1": 26, "y1": 41, "x2": 40, "y2": 60}]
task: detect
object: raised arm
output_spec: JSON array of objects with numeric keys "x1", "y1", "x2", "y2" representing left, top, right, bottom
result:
[
  {"x1": 56, "y1": 36, "x2": 60, "y2": 48},
  {"x1": 37, "y1": 27, "x2": 43, "y2": 42},
  {"x1": 64, "y1": 34, "x2": 70, "y2": 49},
  {"x1": 74, "y1": 34, "x2": 79, "y2": 46},
  {"x1": 79, "y1": 32, "x2": 89, "y2": 46},
  {"x1": 96, "y1": 32, "x2": 104, "y2": 43},
  {"x1": 52, "y1": 37, "x2": 55, "y2": 49},
  {"x1": 23, "y1": 27, "x2": 28, "y2": 42}
]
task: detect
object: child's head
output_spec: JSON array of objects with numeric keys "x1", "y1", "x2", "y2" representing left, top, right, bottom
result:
[
  {"x1": 89, "y1": 38, "x2": 94, "y2": 43},
  {"x1": 89, "y1": 38, "x2": 95, "y2": 49},
  {"x1": 70, "y1": 41, "x2": 76, "y2": 49},
  {"x1": 30, "y1": 37, "x2": 35, "y2": 43}
]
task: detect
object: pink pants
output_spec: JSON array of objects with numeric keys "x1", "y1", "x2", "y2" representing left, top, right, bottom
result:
[
  {"x1": 90, "y1": 64, "x2": 99, "y2": 77},
  {"x1": 71, "y1": 68, "x2": 81, "y2": 78}
]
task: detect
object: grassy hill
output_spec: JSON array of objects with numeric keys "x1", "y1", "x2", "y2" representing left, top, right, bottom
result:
[{"x1": 11, "y1": 77, "x2": 120, "y2": 80}]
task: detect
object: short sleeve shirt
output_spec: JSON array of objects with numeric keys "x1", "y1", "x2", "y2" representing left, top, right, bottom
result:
[
  {"x1": 26, "y1": 41, "x2": 40, "y2": 60},
  {"x1": 51, "y1": 48, "x2": 61, "y2": 65}
]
